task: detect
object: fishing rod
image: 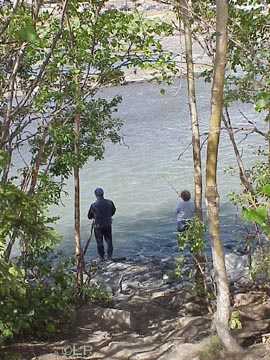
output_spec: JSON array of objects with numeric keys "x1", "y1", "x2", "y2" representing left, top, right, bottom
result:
[
  {"x1": 161, "y1": 174, "x2": 180, "y2": 197},
  {"x1": 83, "y1": 221, "x2": 95, "y2": 256},
  {"x1": 73, "y1": 222, "x2": 94, "y2": 291}
]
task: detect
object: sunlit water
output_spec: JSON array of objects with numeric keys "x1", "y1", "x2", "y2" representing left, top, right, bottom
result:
[{"x1": 51, "y1": 79, "x2": 264, "y2": 259}]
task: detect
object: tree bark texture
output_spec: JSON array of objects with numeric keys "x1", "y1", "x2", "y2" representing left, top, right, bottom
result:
[
  {"x1": 205, "y1": 0, "x2": 242, "y2": 352},
  {"x1": 74, "y1": 113, "x2": 83, "y2": 288},
  {"x1": 180, "y1": 0, "x2": 203, "y2": 220}
]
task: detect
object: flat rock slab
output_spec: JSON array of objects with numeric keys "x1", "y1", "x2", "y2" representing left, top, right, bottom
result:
[
  {"x1": 77, "y1": 306, "x2": 133, "y2": 329},
  {"x1": 159, "y1": 337, "x2": 213, "y2": 360},
  {"x1": 94, "y1": 307, "x2": 132, "y2": 329},
  {"x1": 4, "y1": 257, "x2": 270, "y2": 360},
  {"x1": 234, "y1": 291, "x2": 266, "y2": 307},
  {"x1": 31, "y1": 355, "x2": 67, "y2": 360}
]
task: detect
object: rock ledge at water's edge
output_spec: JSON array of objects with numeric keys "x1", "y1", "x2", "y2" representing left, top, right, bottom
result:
[{"x1": 2, "y1": 256, "x2": 270, "y2": 360}]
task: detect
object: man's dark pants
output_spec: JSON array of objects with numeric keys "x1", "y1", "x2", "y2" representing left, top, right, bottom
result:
[{"x1": 94, "y1": 224, "x2": 113, "y2": 259}]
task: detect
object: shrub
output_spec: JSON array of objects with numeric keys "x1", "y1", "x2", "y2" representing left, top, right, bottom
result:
[
  {"x1": 198, "y1": 336, "x2": 223, "y2": 360},
  {"x1": 0, "y1": 258, "x2": 75, "y2": 343},
  {"x1": 176, "y1": 217, "x2": 206, "y2": 279}
]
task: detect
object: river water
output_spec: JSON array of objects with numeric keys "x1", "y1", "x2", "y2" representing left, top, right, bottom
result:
[{"x1": 54, "y1": 79, "x2": 263, "y2": 259}]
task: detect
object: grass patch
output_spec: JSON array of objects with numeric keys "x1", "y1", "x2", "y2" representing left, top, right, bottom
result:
[{"x1": 198, "y1": 336, "x2": 223, "y2": 360}]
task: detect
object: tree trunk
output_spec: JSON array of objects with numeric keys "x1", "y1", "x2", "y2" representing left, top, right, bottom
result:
[
  {"x1": 180, "y1": 0, "x2": 203, "y2": 220},
  {"x1": 178, "y1": 0, "x2": 208, "y2": 297},
  {"x1": 74, "y1": 113, "x2": 83, "y2": 289},
  {"x1": 205, "y1": 0, "x2": 242, "y2": 352},
  {"x1": 1, "y1": 148, "x2": 12, "y2": 184},
  {"x1": 268, "y1": 112, "x2": 270, "y2": 170},
  {"x1": 28, "y1": 129, "x2": 47, "y2": 195},
  {"x1": 222, "y1": 108, "x2": 254, "y2": 193}
]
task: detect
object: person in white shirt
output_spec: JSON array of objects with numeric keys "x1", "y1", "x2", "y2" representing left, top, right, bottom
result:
[{"x1": 176, "y1": 190, "x2": 195, "y2": 232}]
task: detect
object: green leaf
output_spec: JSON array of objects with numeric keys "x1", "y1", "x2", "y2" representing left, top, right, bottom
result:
[
  {"x1": 18, "y1": 22, "x2": 38, "y2": 43},
  {"x1": 8, "y1": 267, "x2": 18, "y2": 277},
  {"x1": 261, "y1": 184, "x2": 270, "y2": 197},
  {"x1": 46, "y1": 323, "x2": 56, "y2": 333},
  {"x1": 0, "y1": 150, "x2": 10, "y2": 170},
  {"x1": 243, "y1": 206, "x2": 268, "y2": 226}
]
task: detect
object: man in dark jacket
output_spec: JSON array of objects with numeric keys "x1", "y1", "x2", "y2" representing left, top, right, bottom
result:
[{"x1": 88, "y1": 188, "x2": 116, "y2": 260}]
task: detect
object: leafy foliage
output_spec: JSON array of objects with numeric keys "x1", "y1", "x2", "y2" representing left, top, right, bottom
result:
[
  {"x1": 177, "y1": 217, "x2": 205, "y2": 254},
  {"x1": 0, "y1": 256, "x2": 112, "y2": 343},
  {"x1": 0, "y1": 259, "x2": 74, "y2": 343},
  {"x1": 193, "y1": 0, "x2": 270, "y2": 110},
  {"x1": 230, "y1": 310, "x2": 242, "y2": 330},
  {"x1": 250, "y1": 244, "x2": 270, "y2": 283},
  {"x1": 243, "y1": 206, "x2": 269, "y2": 236},
  {"x1": 0, "y1": 181, "x2": 60, "y2": 259},
  {"x1": 225, "y1": 1, "x2": 270, "y2": 110},
  {"x1": 0, "y1": 0, "x2": 176, "y2": 260},
  {"x1": 47, "y1": 97, "x2": 123, "y2": 178},
  {"x1": 175, "y1": 217, "x2": 205, "y2": 279},
  {"x1": 198, "y1": 335, "x2": 223, "y2": 360},
  {"x1": 0, "y1": 0, "x2": 177, "y2": 343},
  {"x1": 229, "y1": 159, "x2": 270, "y2": 238}
]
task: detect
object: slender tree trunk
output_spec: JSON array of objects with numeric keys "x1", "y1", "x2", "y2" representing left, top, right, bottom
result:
[
  {"x1": 205, "y1": 0, "x2": 242, "y2": 352},
  {"x1": 1, "y1": 43, "x2": 26, "y2": 184},
  {"x1": 4, "y1": 130, "x2": 48, "y2": 259},
  {"x1": 1, "y1": 147, "x2": 12, "y2": 184},
  {"x1": 74, "y1": 113, "x2": 83, "y2": 288},
  {"x1": 180, "y1": 0, "x2": 203, "y2": 220},
  {"x1": 267, "y1": 112, "x2": 270, "y2": 170},
  {"x1": 4, "y1": 170, "x2": 30, "y2": 260},
  {"x1": 0, "y1": 43, "x2": 27, "y2": 148},
  {"x1": 222, "y1": 108, "x2": 254, "y2": 193},
  {"x1": 178, "y1": 0, "x2": 209, "y2": 302},
  {"x1": 28, "y1": 129, "x2": 47, "y2": 195}
]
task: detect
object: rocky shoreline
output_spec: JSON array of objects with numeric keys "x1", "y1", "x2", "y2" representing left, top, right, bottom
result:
[{"x1": 2, "y1": 255, "x2": 270, "y2": 360}]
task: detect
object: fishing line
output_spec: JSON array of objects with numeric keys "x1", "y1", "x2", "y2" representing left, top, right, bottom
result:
[{"x1": 160, "y1": 174, "x2": 180, "y2": 196}]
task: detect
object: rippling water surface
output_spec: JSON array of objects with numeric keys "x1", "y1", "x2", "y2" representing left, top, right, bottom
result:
[{"x1": 53, "y1": 79, "x2": 264, "y2": 259}]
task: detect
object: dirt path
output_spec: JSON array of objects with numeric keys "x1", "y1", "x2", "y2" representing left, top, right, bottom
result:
[{"x1": 2, "y1": 257, "x2": 270, "y2": 360}]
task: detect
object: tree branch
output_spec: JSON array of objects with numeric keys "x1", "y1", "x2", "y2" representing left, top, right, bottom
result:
[
  {"x1": 10, "y1": 0, "x2": 69, "y2": 118},
  {"x1": 0, "y1": 0, "x2": 21, "y2": 38}
]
